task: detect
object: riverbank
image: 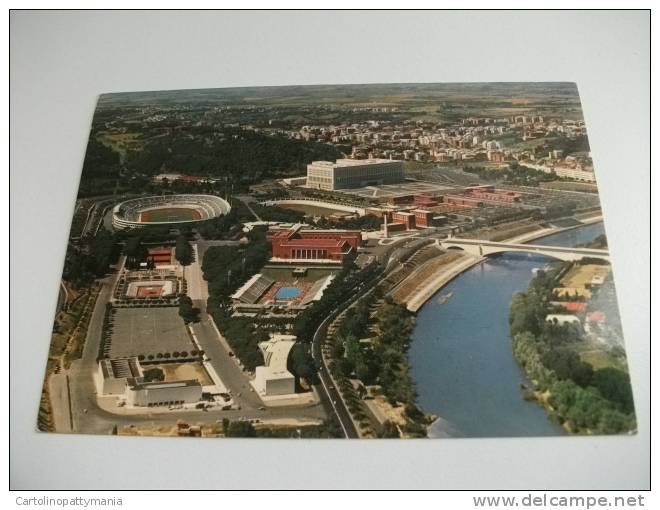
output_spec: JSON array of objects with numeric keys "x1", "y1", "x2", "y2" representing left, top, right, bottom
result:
[{"x1": 405, "y1": 215, "x2": 603, "y2": 313}]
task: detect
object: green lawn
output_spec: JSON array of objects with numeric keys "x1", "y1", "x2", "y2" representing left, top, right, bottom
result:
[
  {"x1": 140, "y1": 207, "x2": 200, "y2": 222},
  {"x1": 579, "y1": 349, "x2": 627, "y2": 371}
]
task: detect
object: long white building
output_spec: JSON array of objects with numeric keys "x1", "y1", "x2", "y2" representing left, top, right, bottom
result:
[
  {"x1": 306, "y1": 158, "x2": 405, "y2": 191},
  {"x1": 125, "y1": 378, "x2": 202, "y2": 407},
  {"x1": 96, "y1": 357, "x2": 203, "y2": 407}
]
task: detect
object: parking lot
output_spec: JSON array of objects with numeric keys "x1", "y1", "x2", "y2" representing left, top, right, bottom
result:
[{"x1": 108, "y1": 307, "x2": 196, "y2": 358}]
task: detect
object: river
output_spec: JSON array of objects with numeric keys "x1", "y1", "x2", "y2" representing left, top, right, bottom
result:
[{"x1": 409, "y1": 222, "x2": 606, "y2": 438}]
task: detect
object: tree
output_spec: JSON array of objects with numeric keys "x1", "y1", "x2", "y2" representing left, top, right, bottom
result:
[
  {"x1": 541, "y1": 349, "x2": 593, "y2": 387},
  {"x1": 124, "y1": 235, "x2": 148, "y2": 269},
  {"x1": 178, "y1": 295, "x2": 200, "y2": 323},
  {"x1": 288, "y1": 343, "x2": 317, "y2": 384},
  {"x1": 377, "y1": 420, "x2": 400, "y2": 438},
  {"x1": 175, "y1": 235, "x2": 193, "y2": 266},
  {"x1": 225, "y1": 420, "x2": 257, "y2": 437},
  {"x1": 142, "y1": 367, "x2": 165, "y2": 382},
  {"x1": 591, "y1": 368, "x2": 635, "y2": 414}
]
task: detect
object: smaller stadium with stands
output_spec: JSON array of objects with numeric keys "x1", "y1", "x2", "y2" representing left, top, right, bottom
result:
[{"x1": 230, "y1": 265, "x2": 338, "y2": 316}]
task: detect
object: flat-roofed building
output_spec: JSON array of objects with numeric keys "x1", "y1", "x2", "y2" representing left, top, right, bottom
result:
[
  {"x1": 413, "y1": 194, "x2": 439, "y2": 207},
  {"x1": 413, "y1": 209, "x2": 434, "y2": 228},
  {"x1": 253, "y1": 334, "x2": 296, "y2": 396},
  {"x1": 391, "y1": 211, "x2": 416, "y2": 230},
  {"x1": 269, "y1": 226, "x2": 362, "y2": 262},
  {"x1": 125, "y1": 379, "x2": 203, "y2": 407},
  {"x1": 306, "y1": 158, "x2": 404, "y2": 190},
  {"x1": 97, "y1": 357, "x2": 144, "y2": 395},
  {"x1": 281, "y1": 176, "x2": 308, "y2": 187},
  {"x1": 147, "y1": 247, "x2": 173, "y2": 266},
  {"x1": 553, "y1": 166, "x2": 596, "y2": 183}
]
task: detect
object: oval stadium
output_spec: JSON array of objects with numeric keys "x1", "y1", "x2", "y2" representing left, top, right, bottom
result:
[{"x1": 112, "y1": 194, "x2": 231, "y2": 230}]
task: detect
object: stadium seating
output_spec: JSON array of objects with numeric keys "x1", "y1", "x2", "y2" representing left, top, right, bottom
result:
[{"x1": 112, "y1": 194, "x2": 231, "y2": 230}]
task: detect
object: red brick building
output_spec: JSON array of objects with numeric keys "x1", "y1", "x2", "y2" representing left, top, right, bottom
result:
[
  {"x1": 269, "y1": 227, "x2": 362, "y2": 262},
  {"x1": 464, "y1": 185, "x2": 522, "y2": 203},
  {"x1": 147, "y1": 247, "x2": 173, "y2": 266},
  {"x1": 387, "y1": 195, "x2": 415, "y2": 206},
  {"x1": 444, "y1": 195, "x2": 484, "y2": 208},
  {"x1": 413, "y1": 194, "x2": 439, "y2": 207},
  {"x1": 391, "y1": 211, "x2": 416, "y2": 230},
  {"x1": 413, "y1": 209, "x2": 434, "y2": 228}
]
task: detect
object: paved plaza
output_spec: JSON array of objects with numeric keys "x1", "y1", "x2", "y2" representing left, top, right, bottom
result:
[{"x1": 108, "y1": 307, "x2": 196, "y2": 358}]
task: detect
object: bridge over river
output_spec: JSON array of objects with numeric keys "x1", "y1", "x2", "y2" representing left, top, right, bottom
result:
[{"x1": 439, "y1": 237, "x2": 610, "y2": 262}]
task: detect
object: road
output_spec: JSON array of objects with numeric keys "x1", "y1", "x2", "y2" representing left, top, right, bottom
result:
[
  {"x1": 191, "y1": 301, "x2": 324, "y2": 424},
  {"x1": 312, "y1": 314, "x2": 359, "y2": 439},
  {"x1": 48, "y1": 373, "x2": 72, "y2": 432}
]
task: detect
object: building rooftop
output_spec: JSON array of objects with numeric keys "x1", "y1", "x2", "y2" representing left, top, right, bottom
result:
[
  {"x1": 100, "y1": 357, "x2": 143, "y2": 380},
  {"x1": 259, "y1": 334, "x2": 296, "y2": 374},
  {"x1": 310, "y1": 158, "x2": 398, "y2": 167},
  {"x1": 126, "y1": 378, "x2": 201, "y2": 390},
  {"x1": 280, "y1": 238, "x2": 351, "y2": 249}
]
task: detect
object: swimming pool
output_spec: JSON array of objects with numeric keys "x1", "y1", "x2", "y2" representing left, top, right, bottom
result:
[{"x1": 275, "y1": 287, "x2": 302, "y2": 299}]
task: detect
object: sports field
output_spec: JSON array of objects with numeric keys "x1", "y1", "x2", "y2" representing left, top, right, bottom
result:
[{"x1": 139, "y1": 207, "x2": 202, "y2": 223}]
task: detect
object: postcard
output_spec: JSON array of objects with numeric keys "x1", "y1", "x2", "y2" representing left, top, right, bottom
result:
[{"x1": 39, "y1": 83, "x2": 635, "y2": 438}]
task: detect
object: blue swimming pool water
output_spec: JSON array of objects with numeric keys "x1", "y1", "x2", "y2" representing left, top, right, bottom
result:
[{"x1": 275, "y1": 287, "x2": 302, "y2": 299}]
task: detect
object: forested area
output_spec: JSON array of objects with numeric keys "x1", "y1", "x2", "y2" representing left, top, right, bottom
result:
[
  {"x1": 62, "y1": 228, "x2": 121, "y2": 288},
  {"x1": 331, "y1": 296, "x2": 418, "y2": 407},
  {"x1": 78, "y1": 124, "x2": 346, "y2": 198},
  {"x1": 77, "y1": 138, "x2": 122, "y2": 196},
  {"x1": 124, "y1": 127, "x2": 346, "y2": 181},
  {"x1": 76, "y1": 119, "x2": 348, "y2": 197},
  {"x1": 316, "y1": 214, "x2": 383, "y2": 231},
  {"x1": 509, "y1": 269, "x2": 635, "y2": 434},
  {"x1": 195, "y1": 208, "x2": 244, "y2": 240}
]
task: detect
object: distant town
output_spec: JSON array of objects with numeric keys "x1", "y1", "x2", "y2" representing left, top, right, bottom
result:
[{"x1": 40, "y1": 83, "x2": 635, "y2": 439}]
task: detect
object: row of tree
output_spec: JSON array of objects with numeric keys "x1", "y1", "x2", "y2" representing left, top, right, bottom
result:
[{"x1": 175, "y1": 234, "x2": 193, "y2": 265}]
